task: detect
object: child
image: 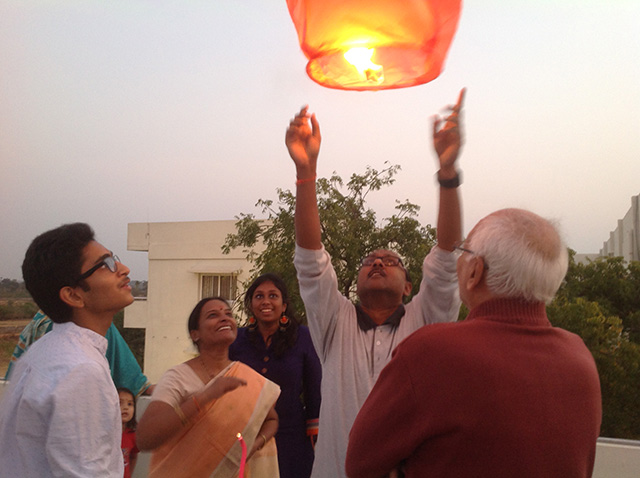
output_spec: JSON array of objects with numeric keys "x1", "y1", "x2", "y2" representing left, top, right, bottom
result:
[{"x1": 118, "y1": 388, "x2": 139, "y2": 478}]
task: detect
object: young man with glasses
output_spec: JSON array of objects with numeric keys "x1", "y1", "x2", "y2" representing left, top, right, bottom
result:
[
  {"x1": 0, "y1": 223, "x2": 134, "y2": 477},
  {"x1": 285, "y1": 90, "x2": 465, "y2": 478},
  {"x1": 346, "y1": 209, "x2": 602, "y2": 478}
]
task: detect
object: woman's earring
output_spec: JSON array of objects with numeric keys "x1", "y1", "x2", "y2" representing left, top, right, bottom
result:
[
  {"x1": 279, "y1": 314, "x2": 290, "y2": 332},
  {"x1": 248, "y1": 316, "x2": 257, "y2": 329}
]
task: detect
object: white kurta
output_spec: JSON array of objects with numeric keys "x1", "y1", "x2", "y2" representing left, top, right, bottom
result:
[
  {"x1": 0, "y1": 321, "x2": 123, "y2": 477},
  {"x1": 294, "y1": 245, "x2": 460, "y2": 478}
]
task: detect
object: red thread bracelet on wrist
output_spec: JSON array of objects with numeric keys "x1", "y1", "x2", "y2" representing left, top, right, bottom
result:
[{"x1": 296, "y1": 175, "x2": 316, "y2": 186}]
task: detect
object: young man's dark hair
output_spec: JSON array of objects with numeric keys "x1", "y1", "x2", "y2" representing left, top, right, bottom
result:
[{"x1": 21, "y1": 222, "x2": 95, "y2": 323}]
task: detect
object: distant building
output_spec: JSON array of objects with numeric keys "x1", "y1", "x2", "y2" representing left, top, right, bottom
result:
[
  {"x1": 599, "y1": 194, "x2": 640, "y2": 263},
  {"x1": 124, "y1": 220, "x2": 264, "y2": 382}
]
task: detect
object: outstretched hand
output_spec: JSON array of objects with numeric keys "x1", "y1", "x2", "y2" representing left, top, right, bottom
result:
[
  {"x1": 285, "y1": 105, "x2": 321, "y2": 176},
  {"x1": 433, "y1": 88, "x2": 465, "y2": 172}
]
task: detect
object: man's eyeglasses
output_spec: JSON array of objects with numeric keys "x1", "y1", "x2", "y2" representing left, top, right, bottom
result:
[
  {"x1": 76, "y1": 253, "x2": 120, "y2": 283},
  {"x1": 453, "y1": 240, "x2": 476, "y2": 256},
  {"x1": 361, "y1": 255, "x2": 404, "y2": 267},
  {"x1": 453, "y1": 241, "x2": 489, "y2": 269}
]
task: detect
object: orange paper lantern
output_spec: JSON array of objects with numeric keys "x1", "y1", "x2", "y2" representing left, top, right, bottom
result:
[{"x1": 286, "y1": 0, "x2": 462, "y2": 91}]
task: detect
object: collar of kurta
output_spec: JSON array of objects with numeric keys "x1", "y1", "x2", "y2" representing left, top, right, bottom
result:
[{"x1": 355, "y1": 304, "x2": 406, "y2": 331}]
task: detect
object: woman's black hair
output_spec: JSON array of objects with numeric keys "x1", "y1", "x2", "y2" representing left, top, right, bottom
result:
[
  {"x1": 117, "y1": 387, "x2": 137, "y2": 430},
  {"x1": 244, "y1": 273, "x2": 299, "y2": 358}
]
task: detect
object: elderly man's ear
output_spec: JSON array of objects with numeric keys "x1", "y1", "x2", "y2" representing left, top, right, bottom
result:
[{"x1": 463, "y1": 256, "x2": 487, "y2": 292}]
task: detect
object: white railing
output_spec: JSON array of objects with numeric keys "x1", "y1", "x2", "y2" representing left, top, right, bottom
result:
[{"x1": 593, "y1": 437, "x2": 640, "y2": 478}]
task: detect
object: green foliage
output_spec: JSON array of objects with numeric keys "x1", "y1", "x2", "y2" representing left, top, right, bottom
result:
[
  {"x1": 558, "y1": 254, "x2": 640, "y2": 342},
  {"x1": 0, "y1": 278, "x2": 30, "y2": 299},
  {"x1": 547, "y1": 297, "x2": 640, "y2": 439},
  {"x1": 223, "y1": 163, "x2": 436, "y2": 320},
  {"x1": 0, "y1": 300, "x2": 38, "y2": 321}
]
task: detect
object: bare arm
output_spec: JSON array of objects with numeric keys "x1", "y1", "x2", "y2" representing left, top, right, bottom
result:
[
  {"x1": 433, "y1": 88, "x2": 465, "y2": 251},
  {"x1": 285, "y1": 106, "x2": 323, "y2": 250},
  {"x1": 136, "y1": 375, "x2": 246, "y2": 450},
  {"x1": 247, "y1": 405, "x2": 279, "y2": 459}
]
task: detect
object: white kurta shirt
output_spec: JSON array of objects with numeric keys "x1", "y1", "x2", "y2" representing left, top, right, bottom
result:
[
  {"x1": 0, "y1": 321, "x2": 123, "y2": 477},
  {"x1": 295, "y1": 245, "x2": 460, "y2": 478}
]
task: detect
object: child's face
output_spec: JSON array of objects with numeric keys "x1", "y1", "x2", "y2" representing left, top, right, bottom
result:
[{"x1": 118, "y1": 390, "x2": 135, "y2": 424}]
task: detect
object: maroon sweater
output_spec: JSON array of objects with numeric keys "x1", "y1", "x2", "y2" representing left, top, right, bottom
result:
[{"x1": 346, "y1": 298, "x2": 602, "y2": 478}]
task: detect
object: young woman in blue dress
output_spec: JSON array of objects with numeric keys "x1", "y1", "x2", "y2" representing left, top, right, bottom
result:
[{"x1": 229, "y1": 273, "x2": 322, "y2": 478}]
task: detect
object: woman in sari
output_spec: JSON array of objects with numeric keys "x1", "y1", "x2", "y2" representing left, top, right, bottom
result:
[{"x1": 137, "y1": 297, "x2": 280, "y2": 478}]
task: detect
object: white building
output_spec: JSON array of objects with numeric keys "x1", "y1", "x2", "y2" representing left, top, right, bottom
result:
[
  {"x1": 600, "y1": 194, "x2": 640, "y2": 262},
  {"x1": 124, "y1": 220, "x2": 263, "y2": 382}
]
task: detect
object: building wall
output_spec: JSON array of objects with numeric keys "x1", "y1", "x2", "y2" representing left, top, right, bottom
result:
[
  {"x1": 600, "y1": 194, "x2": 640, "y2": 262},
  {"x1": 125, "y1": 220, "x2": 264, "y2": 382}
]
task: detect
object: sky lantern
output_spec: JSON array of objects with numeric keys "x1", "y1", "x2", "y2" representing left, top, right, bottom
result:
[{"x1": 286, "y1": 0, "x2": 462, "y2": 91}]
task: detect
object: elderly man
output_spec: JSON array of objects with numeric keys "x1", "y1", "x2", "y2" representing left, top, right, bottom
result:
[
  {"x1": 346, "y1": 208, "x2": 602, "y2": 478},
  {"x1": 285, "y1": 90, "x2": 465, "y2": 478}
]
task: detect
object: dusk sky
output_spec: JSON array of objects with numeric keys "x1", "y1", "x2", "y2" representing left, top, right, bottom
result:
[{"x1": 1, "y1": 0, "x2": 639, "y2": 280}]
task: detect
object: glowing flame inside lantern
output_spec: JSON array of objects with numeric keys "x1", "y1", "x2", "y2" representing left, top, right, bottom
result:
[{"x1": 343, "y1": 47, "x2": 384, "y2": 84}]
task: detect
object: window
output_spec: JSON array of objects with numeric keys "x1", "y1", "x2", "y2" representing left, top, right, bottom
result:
[{"x1": 200, "y1": 274, "x2": 238, "y2": 301}]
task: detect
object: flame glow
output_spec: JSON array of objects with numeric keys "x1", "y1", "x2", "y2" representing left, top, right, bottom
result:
[{"x1": 343, "y1": 47, "x2": 384, "y2": 84}]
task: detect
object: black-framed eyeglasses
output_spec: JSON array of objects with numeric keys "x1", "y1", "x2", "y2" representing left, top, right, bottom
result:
[
  {"x1": 76, "y1": 253, "x2": 120, "y2": 283},
  {"x1": 361, "y1": 255, "x2": 404, "y2": 267}
]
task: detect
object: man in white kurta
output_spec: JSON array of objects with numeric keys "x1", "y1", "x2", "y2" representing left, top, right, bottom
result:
[
  {"x1": 294, "y1": 244, "x2": 459, "y2": 478},
  {"x1": 284, "y1": 90, "x2": 466, "y2": 478},
  {"x1": 0, "y1": 322, "x2": 123, "y2": 477},
  {"x1": 0, "y1": 223, "x2": 135, "y2": 477}
]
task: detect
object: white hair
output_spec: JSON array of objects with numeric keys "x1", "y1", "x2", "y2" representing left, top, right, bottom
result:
[{"x1": 468, "y1": 209, "x2": 568, "y2": 304}]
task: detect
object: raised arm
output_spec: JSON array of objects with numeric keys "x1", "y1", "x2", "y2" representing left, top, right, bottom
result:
[
  {"x1": 433, "y1": 88, "x2": 465, "y2": 251},
  {"x1": 285, "y1": 106, "x2": 322, "y2": 250}
]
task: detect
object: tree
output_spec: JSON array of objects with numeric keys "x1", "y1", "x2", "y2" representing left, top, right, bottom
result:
[
  {"x1": 551, "y1": 254, "x2": 640, "y2": 439},
  {"x1": 547, "y1": 297, "x2": 640, "y2": 439},
  {"x1": 558, "y1": 253, "x2": 640, "y2": 343},
  {"x1": 222, "y1": 163, "x2": 437, "y2": 320},
  {"x1": 0, "y1": 279, "x2": 29, "y2": 299}
]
